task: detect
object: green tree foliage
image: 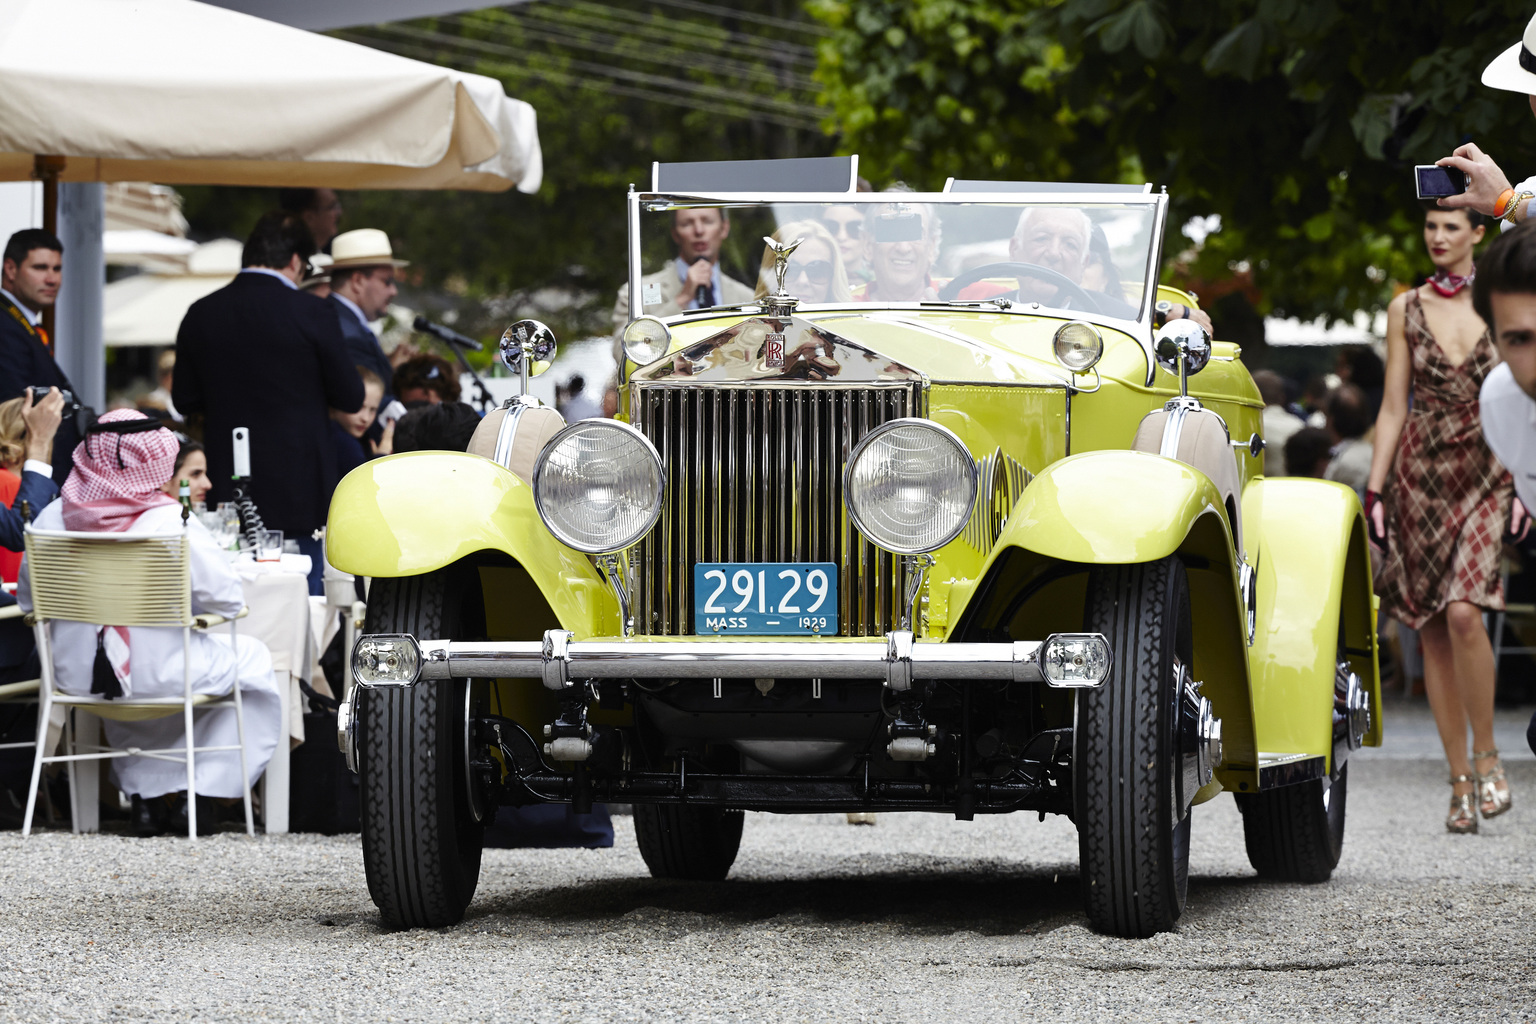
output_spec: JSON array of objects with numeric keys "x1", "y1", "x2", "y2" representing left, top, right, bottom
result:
[
  {"x1": 180, "y1": 0, "x2": 830, "y2": 341},
  {"x1": 809, "y1": 0, "x2": 1536, "y2": 320}
]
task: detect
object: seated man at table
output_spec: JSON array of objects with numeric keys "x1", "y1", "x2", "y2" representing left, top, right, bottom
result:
[{"x1": 18, "y1": 410, "x2": 283, "y2": 837}]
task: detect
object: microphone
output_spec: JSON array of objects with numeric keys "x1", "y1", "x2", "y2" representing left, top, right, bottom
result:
[
  {"x1": 691, "y1": 255, "x2": 712, "y2": 309},
  {"x1": 413, "y1": 315, "x2": 483, "y2": 351}
]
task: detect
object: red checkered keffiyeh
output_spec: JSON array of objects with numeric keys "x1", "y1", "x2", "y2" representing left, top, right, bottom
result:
[{"x1": 59, "y1": 409, "x2": 181, "y2": 695}]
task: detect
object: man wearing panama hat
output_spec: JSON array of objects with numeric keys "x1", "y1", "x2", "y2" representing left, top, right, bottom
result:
[
  {"x1": 1439, "y1": 13, "x2": 1536, "y2": 228},
  {"x1": 327, "y1": 228, "x2": 410, "y2": 403}
]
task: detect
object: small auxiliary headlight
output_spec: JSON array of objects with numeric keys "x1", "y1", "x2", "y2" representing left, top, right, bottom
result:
[
  {"x1": 352, "y1": 634, "x2": 422, "y2": 687},
  {"x1": 845, "y1": 419, "x2": 978, "y2": 555},
  {"x1": 622, "y1": 316, "x2": 672, "y2": 365},
  {"x1": 1053, "y1": 321, "x2": 1104, "y2": 373},
  {"x1": 1041, "y1": 633, "x2": 1111, "y2": 688},
  {"x1": 533, "y1": 419, "x2": 665, "y2": 554}
]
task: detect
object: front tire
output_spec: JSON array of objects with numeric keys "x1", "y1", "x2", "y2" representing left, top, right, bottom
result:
[
  {"x1": 1076, "y1": 556, "x2": 1194, "y2": 937},
  {"x1": 633, "y1": 804, "x2": 744, "y2": 881},
  {"x1": 360, "y1": 568, "x2": 486, "y2": 928},
  {"x1": 1239, "y1": 763, "x2": 1347, "y2": 883}
]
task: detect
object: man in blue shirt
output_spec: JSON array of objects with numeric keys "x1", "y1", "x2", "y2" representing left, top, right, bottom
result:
[{"x1": 611, "y1": 208, "x2": 755, "y2": 331}]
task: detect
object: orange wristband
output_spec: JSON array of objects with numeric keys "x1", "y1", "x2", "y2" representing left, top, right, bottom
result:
[{"x1": 1495, "y1": 188, "x2": 1517, "y2": 219}]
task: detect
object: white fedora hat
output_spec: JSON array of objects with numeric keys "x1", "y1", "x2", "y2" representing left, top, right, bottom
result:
[
  {"x1": 1483, "y1": 12, "x2": 1536, "y2": 94},
  {"x1": 328, "y1": 228, "x2": 409, "y2": 270}
]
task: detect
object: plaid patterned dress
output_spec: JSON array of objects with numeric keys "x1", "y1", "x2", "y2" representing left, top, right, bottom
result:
[{"x1": 1376, "y1": 290, "x2": 1512, "y2": 629}]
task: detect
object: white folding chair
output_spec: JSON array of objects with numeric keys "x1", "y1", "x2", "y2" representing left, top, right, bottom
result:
[{"x1": 21, "y1": 526, "x2": 255, "y2": 840}]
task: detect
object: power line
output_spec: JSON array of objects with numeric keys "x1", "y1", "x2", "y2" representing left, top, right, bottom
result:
[
  {"x1": 338, "y1": 30, "x2": 825, "y2": 130},
  {"x1": 443, "y1": 12, "x2": 821, "y2": 90},
  {"x1": 547, "y1": 0, "x2": 832, "y2": 39},
  {"x1": 367, "y1": 22, "x2": 825, "y2": 120},
  {"x1": 461, "y1": 3, "x2": 821, "y2": 68}
]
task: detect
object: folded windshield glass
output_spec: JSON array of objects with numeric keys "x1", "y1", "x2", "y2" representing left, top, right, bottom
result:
[{"x1": 634, "y1": 196, "x2": 1160, "y2": 321}]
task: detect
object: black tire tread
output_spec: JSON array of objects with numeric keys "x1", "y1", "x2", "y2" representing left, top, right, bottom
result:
[
  {"x1": 633, "y1": 803, "x2": 744, "y2": 881},
  {"x1": 360, "y1": 572, "x2": 483, "y2": 928},
  {"x1": 1077, "y1": 558, "x2": 1188, "y2": 938},
  {"x1": 1241, "y1": 764, "x2": 1346, "y2": 883}
]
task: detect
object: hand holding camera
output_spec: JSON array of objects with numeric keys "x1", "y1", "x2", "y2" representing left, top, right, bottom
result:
[
  {"x1": 1428, "y1": 143, "x2": 1515, "y2": 217},
  {"x1": 21, "y1": 386, "x2": 65, "y2": 465}
]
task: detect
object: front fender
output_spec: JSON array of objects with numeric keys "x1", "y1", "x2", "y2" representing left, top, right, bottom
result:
[
  {"x1": 326, "y1": 451, "x2": 617, "y2": 637},
  {"x1": 1003, "y1": 450, "x2": 1229, "y2": 564},
  {"x1": 1249, "y1": 477, "x2": 1382, "y2": 768}
]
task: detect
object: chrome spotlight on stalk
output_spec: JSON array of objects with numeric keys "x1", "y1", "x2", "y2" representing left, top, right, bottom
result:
[
  {"x1": 499, "y1": 319, "x2": 558, "y2": 394},
  {"x1": 1154, "y1": 319, "x2": 1212, "y2": 397}
]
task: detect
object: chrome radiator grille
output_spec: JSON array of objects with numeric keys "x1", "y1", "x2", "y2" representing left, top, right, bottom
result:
[{"x1": 631, "y1": 382, "x2": 924, "y2": 636}]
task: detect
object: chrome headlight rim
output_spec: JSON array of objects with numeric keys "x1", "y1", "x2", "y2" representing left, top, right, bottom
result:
[
  {"x1": 843, "y1": 417, "x2": 979, "y2": 556},
  {"x1": 1052, "y1": 320, "x2": 1104, "y2": 373},
  {"x1": 622, "y1": 315, "x2": 673, "y2": 366},
  {"x1": 532, "y1": 419, "x2": 665, "y2": 555}
]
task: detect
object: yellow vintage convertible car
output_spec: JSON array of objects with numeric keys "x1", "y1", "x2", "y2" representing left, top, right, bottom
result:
[{"x1": 328, "y1": 157, "x2": 1380, "y2": 938}]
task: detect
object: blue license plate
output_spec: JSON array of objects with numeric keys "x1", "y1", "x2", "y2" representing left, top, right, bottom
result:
[{"x1": 693, "y1": 562, "x2": 839, "y2": 635}]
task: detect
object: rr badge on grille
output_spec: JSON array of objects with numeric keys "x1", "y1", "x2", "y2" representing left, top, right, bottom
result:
[{"x1": 764, "y1": 331, "x2": 785, "y2": 368}]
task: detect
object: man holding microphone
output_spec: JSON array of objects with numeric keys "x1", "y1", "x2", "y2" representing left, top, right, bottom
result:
[{"x1": 611, "y1": 208, "x2": 755, "y2": 331}]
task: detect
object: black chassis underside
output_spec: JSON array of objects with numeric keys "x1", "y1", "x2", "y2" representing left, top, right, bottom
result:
[{"x1": 470, "y1": 675, "x2": 1078, "y2": 820}]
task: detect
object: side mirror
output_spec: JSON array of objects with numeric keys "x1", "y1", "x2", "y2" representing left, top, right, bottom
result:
[
  {"x1": 500, "y1": 319, "x2": 558, "y2": 392},
  {"x1": 1154, "y1": 319, "x2": 1212, "y2": 396}
]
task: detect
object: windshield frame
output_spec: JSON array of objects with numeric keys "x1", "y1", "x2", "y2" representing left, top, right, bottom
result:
[{"x1": 626, "y1": 186, "x2": 1171, "y2": 332}]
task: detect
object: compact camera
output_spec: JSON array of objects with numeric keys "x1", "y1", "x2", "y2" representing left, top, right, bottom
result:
[{"x1": 28, "y1": 386, "x2": 81, "y2": 415}]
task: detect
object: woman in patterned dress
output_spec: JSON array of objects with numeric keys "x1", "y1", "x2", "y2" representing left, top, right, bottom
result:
[{"x1": 1366, "y1": 205, "x2": 1523, "y2": 833}]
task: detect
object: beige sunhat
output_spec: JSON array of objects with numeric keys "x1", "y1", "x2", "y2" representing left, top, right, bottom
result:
[
  {"x1": 328, "y1": 228, "x2": 409, "y2": 270},
  {"x1": 1483, "y1": 12, "x2": 1536, "y2": 94}
]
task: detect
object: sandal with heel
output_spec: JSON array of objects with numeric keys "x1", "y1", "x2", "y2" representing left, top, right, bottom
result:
[
  {"x1": 1474, "y1": 749, "x2": 1512, "y2": 820},
  {"x1": 1448, "y1": 774, "x2": 1478, "y2": 834}
]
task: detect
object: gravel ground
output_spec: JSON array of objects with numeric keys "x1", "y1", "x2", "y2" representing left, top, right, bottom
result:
[{"x1": 3, "y1": 708, "x2": 1535, "y2": 1023}]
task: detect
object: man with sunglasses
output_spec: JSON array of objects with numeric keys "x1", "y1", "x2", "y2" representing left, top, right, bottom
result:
[{"x1": 173, "y1": 210, "x2": 363, "y2": 594}]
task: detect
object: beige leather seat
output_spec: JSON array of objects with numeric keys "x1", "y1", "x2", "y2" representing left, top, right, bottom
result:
[
  {"x1": 467, "y1": 404, "x2": 567, "y2": 486},
  {"x1": 1132, "y1": 407, "x2": 1244, "y2": 558}
]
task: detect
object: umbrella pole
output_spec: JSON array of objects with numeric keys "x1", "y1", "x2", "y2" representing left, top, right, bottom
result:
[{"x1": 33, "y1": 155, "x2": 65, "y2": 351}]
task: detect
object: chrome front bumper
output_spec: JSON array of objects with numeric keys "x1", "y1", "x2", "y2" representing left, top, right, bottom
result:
[{"x1": 351, "y1": 629, "x2": 1111, "y2": 692}]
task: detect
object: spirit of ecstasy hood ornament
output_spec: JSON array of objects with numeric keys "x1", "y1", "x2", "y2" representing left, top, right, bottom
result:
[{"x1": 759, "y1": 235, "x2": 804, "y2": 318}]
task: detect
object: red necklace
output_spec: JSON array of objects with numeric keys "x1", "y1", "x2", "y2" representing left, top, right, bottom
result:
[{"x1": 1428, "y1": 268, "x2": 1474, "y2": 296}]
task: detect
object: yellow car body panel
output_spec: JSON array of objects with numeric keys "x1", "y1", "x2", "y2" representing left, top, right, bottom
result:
[
  {"x1": 1247, "y1": 477, "x2": 1383, "y2": 762},
  {"x1": 326, "y1": 451, "x2": 618, "y2": 638}
]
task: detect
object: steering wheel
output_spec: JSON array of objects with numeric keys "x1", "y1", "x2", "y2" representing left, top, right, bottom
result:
[{"x1": 936, "y1": 261, "x2": 1103, "y2": 313}]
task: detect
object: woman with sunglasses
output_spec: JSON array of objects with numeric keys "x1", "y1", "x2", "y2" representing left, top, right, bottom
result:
[
  {"x1": 821, "y1": 205, "x2": 871, "y2": 284},
  {"x1": 754, "y1": 221, "x2": 853, "y2": 305}
]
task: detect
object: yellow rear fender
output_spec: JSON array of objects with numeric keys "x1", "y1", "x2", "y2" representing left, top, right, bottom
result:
[
  {"x1": 948, "y1": 450, "x2": 1258, "y2": 783},
  {"x1": 326, "y1": 451, "x2": 619, "y2": 638},
  {"x1": 1248, "y1": 478, "x2": 1382, "y2": 771}
]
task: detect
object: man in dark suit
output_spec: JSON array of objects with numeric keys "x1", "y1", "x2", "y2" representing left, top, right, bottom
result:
[
  {"x1": 0, "y1": 229, "x2": 81, "y2": 483},
  {"x1": 173, "y1": 211, "x2": 364, "y2": 595},
  {"x1": 327, "y1": 228, "x2": 408, "y2": 419}
]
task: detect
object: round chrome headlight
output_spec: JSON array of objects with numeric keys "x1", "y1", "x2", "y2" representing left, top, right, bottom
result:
[
  {"x1": 532, "y1": 420, "x2": 664, "y2": 554},
  {"x1": 622, "y1": 316, "x2": 672, "y2": 365},
  {"x1": 1053, "y1": 320, "x2": 1104, "y2": 372},
  {"x1": 845, "y1": 419, "x2": 978, "y2": 555}
]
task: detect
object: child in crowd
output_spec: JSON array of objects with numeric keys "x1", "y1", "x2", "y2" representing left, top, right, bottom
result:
[
  {"x1": 329, "y1": 366, "x2": 390, "y2": 481},
  {"x1": 160, "y1": 440, "x2": 211, "y2": 507}
]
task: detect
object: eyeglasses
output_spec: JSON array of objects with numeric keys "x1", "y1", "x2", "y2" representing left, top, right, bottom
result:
[
  {"x1": 822, "y1": 217, "x2": 862, "y2": 240},
  {"x1": 300, "y1": 258, "x2": 315, "y2": 278},
  {"x1": 788, "y1": 260, "x2": 833, "y2": 284}
]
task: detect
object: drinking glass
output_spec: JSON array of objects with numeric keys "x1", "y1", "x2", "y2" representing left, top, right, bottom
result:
[{"x1": 257, "y1": 529, "x2": 284, "y2": 562}]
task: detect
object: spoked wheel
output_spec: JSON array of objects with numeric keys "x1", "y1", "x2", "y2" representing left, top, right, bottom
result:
[
  {"x1": 633, "y1": 803, "x2": 744, "y2": 881},
  {"x1": 359, "y1": 565, "x2": 488, "y2": 928},
  {"x1": 1239, "y1": 761, "x2": 1348, "y2": 882},
  {"x1": 1076, "y1": 555, "x2": 1195, "y2": 937}
]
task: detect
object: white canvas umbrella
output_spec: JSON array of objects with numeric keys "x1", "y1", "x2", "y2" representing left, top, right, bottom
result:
[{"x1": 0, "y1": 0, "x2": 542, "y2": 193}]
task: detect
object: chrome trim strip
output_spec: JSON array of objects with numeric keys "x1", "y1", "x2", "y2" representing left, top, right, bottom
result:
[
  {"x1": 491, "y1": 402, "x2": 528, "y2": 468},
  {"x1": 1256, "y1": 753, "x2": 1327, "y2": 789},
  {"x1": 404, "y1": 629, "x2": 1058, "y2": 686}
]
